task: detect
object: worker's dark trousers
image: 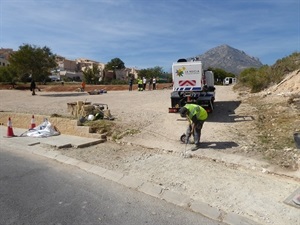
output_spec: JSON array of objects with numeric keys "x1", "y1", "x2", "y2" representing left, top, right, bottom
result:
[{"x1": 186, "y1": 120, "x2": 205, "y2": 145}]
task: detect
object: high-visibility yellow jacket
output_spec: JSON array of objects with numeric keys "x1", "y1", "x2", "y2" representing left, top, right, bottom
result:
[{"x1": 184, "y1": 104, "x2": 208, "y2": 121}]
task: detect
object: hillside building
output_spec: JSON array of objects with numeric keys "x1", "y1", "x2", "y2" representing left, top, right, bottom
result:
[{"x1": 0, "y1": 47, "x2": 139, "y2": 81}]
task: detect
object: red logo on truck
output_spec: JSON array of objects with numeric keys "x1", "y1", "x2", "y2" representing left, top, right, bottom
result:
[{"x1": 179, "y1": 80, "x2": 196, "y2": 86}]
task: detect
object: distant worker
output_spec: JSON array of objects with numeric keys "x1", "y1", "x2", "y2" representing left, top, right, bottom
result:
[
  {"x1": 148, "y1": 77, "x2": 152, "y2": 91},
  {"x1": 152, "y1": 77, "x2": 157, "y2": 90},
  {"x1": 179, "y1": 104, "x2": 208, "y2": 151},
  {"x1": 138, "y1": 78, "x2": 143, "y2": 91},
  {"x1": 142, "y1": 77, "x2": 147, "y2": 90},
  {"x1": 30, "y1": 79, "x2": 36, "y2": 96},
  {"x1": 129, "y1": 77, "x2": 133, "y2": 91},
  {"x1": 81, "y1": 81, "x2": 86, "y2": 92}
]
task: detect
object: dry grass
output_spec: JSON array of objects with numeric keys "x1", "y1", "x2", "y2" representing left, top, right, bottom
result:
[
  {"x1": 84, "y1": 120, "x2": 140, "y2": 141},
  {"x1": 242, "y1": 93, "x2": 300, "y2": 170}
]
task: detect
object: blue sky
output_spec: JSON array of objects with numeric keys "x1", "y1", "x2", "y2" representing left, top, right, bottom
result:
[{"x1": 1, "y1": 0, "x2": 299, "y2": 72}]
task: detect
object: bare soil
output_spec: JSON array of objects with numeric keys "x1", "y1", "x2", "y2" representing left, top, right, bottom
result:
[{"x1": 0, "y1": 70, "x2": 299, "y2": 225}]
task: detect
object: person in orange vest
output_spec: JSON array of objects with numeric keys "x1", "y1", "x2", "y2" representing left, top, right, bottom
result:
[
  {"x1": 179, "y1": 104, "x2": 208, "y2": 151},
  {"x1": 81, "y1": 81, "x2": 86, "y2": 92}
]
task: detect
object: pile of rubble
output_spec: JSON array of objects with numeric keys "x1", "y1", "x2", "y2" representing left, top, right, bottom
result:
[{"x1": 67, "y1": 101, "x2": 114, "y2": 121}]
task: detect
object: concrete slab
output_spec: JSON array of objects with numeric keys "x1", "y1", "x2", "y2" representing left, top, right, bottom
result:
[
  {"x1": 63, "y1": 157, "x2": 81, "y2": 166},
  {"x1": 190, "y1": 200, "x2": 222, "y2": 222},
  {"x1": 0, "y1": 126, "x2": 104, "y2": 149},
  {"x1": 55, "y1": 154, "x2": 72, "y2": 163},
  {"x1": 138, "y1": 182, "x2": 163, "y2": 198},
  {"x1": 102, "y1": 170, "x2": 124, "y2": 182},
  {"x1": 161, "y1": 189, "x2": 191, "y2": 207},
  {"x1": 39, "y1": 150, "x2": 60, "y2": 159},
  {"x1": 118, "y1": 175, "x2": 144, "y2": 189},
  {"x1": 223, "y1": 212, "x2": 261, "y2": 225},
  {"x1": 88, "y1": 165, "x2": 107, "y2": 177},
  {"x1": 76, "y1": 161, "x2": 93, "y2": 171},
  {"x1": 284, "y1": 187, "x2": 300, "y2": 209}
]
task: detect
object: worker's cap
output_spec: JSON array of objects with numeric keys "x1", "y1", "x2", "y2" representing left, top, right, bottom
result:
[{"x1": 179, "y1": 107, "x2": 188, "y2": 118}]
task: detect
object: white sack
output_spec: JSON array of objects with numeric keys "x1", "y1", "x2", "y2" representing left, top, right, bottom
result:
[{"x1": 26, "y1": 119, "x2": 60, "y2": 138}]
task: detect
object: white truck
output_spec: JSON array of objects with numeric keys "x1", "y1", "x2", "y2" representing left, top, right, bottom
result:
[{"x1": 169, "y1": 59, "x2": 215, "y2": 113}]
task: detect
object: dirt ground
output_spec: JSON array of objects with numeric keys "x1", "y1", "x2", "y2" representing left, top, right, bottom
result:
[{"x1": 0, "y1": 71, "x2": 299, "y2": 225}]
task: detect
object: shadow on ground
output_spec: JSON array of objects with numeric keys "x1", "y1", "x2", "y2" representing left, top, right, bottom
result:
[
  {"x1": 207, "y1": 100, "x2": 254, "y2": 123},
  {"x1": 194, "y1": 141, "x2": 239, "y2": 150}
]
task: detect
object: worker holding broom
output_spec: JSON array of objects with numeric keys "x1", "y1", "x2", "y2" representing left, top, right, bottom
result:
[{"x1": 179, "y1": 104, "x2": 208, "y2": 151}]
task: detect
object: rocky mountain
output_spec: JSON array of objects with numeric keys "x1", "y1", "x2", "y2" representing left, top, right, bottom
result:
[{"x1": 190, "y1": 44, "x2": 263, "y2": 75}]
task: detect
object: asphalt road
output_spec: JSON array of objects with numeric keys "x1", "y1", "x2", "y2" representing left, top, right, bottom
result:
[{"x1": 0, "y1": 146, "x2": 225, "y2": 225}]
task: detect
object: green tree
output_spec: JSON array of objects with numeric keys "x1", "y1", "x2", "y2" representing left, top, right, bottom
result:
[
  {"x1": 9, "y1": 44, "x2": 57, "y2": 82},
  {"x1": 83, "y1": 64, "x2": 100, "y2": 84},
  {"x1": 0, "y1": 66, "x2": 17, "y2": 85},
  {"x1": 104, "y1": 58, "x2": 125, "y2": 80},
  {"x1": 105, "y1": 58, "x2": 125, "y2": 70},
  {"x1": 239, "y1": 66, "x2": 271, "y2": 92},
  {"x1": 138, "y1": 66, "x2": 164, "y2": 79},
  {"x1": 161, "y1": 72, "x2": 172, "y2": 83}
]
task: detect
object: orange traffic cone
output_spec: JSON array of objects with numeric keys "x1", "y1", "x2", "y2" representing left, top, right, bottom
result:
[
  {"x1": 6, "y1": 117, "x2": 15, "y2": 137},
  {"x1": 30, "y1": 115, "x2": 36, "y2": 129}
]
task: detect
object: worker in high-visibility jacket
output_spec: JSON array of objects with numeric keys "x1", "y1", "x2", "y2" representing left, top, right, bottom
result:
[
  {"x1": 137, "y1": 78, "x2": 143, "y2": 91},
  {"x1": 179, "y1": 104, "x2": 208, "y2": 151}
]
